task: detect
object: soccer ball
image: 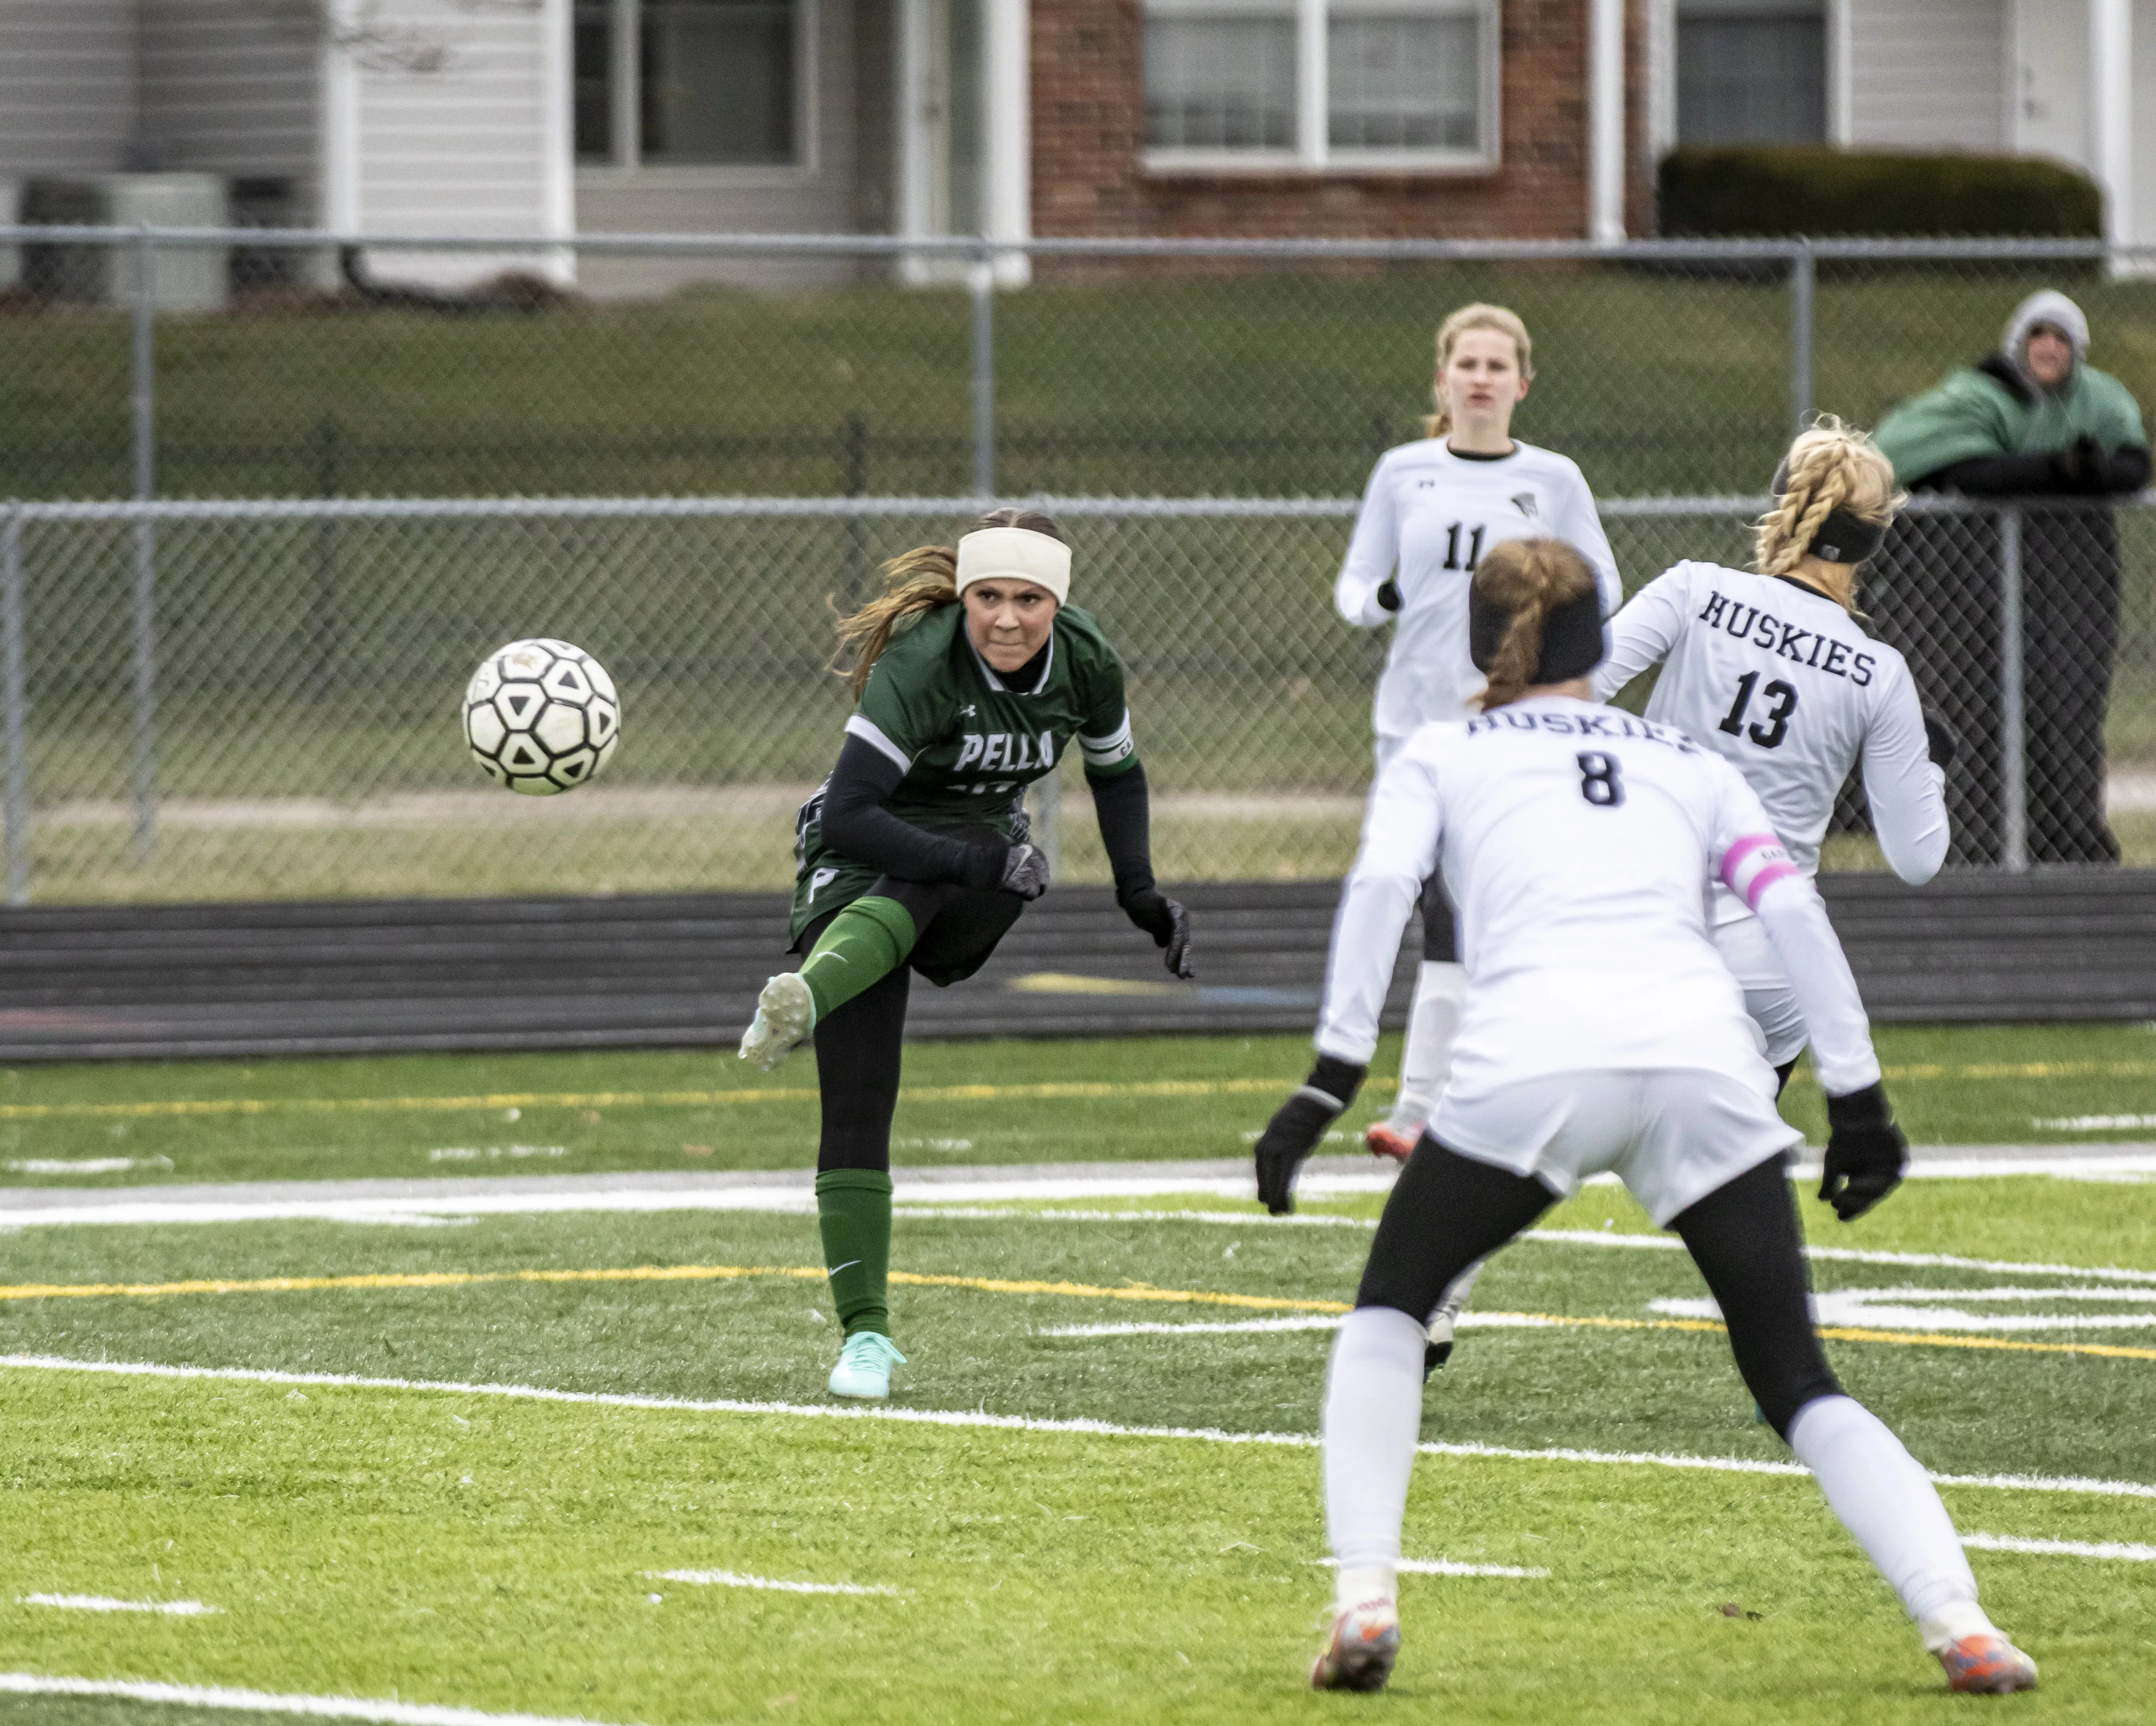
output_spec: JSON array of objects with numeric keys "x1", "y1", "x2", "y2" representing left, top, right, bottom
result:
[{"x1": 463, "y1": 638, "x2": 621, "y2": 795}]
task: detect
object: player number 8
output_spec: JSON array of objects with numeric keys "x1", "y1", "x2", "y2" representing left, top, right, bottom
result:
[{"x1": 1577, "y1": 752, "x2": 1624, "y2": 807}]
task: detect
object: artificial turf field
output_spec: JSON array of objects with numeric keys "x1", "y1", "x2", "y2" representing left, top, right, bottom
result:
[{"x1": 1, "y1": 1024, "x2": 2154, "y2": 1725}]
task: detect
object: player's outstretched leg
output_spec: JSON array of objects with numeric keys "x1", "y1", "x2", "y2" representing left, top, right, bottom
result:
[
  {"x1": 740, "y1": 895, "x2": 920, "y2": 1070},
  {"x1": 1672, "y1": 1157, "x2": 2035, "y2": 1693}
]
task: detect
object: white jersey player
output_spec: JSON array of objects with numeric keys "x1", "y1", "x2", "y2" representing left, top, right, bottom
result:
[
  {"x1": 1333, "y1": 304, "x2": 1620, "y2": 1167},
  {"x1": 1594, "y1": 420, "x2": 1949, "y2": 1079},
  {"x1": 1251, "y1": 539, "x2": 2034, "y2": 1699}
]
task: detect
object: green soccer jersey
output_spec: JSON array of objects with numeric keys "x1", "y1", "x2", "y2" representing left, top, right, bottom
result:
[{"x1": 789, "y1": 602, "x2": 1139, "y2": 939}]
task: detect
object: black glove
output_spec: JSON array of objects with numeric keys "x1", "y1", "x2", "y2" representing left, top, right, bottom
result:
[
  {"x1": 1254, "y1": 1055, "x2": 1366, "y2": 1215},
  {"x1": 1119, "y1": 885, "x2": 1194, "y2": 980},
  {"x1": 997, "y1": 842, "x2": 1052, "y2": 901},
  {"x1": 2051, "y1": 434, "x2": 2111, "y2": 496},
  {"x1": 1920, "y1": 702, "x2": 1959, "y2": 768},
  {"x1": 1375, "y1": 578, "x2": 1401, "y2": 614},
  {"x1": 1819, "y1": 1082, "x2": 1908, "y2": 1222}
]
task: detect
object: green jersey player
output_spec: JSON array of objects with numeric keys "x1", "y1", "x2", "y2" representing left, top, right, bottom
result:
[{"x1": 739, "y1": 507, "x2": 1193, "y2": 1400}]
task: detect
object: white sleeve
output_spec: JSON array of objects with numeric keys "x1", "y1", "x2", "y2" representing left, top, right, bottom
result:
[
  {"x1": 1314, "y1": 741, "x2": 1444, "y2": 1064},
  {"x1": 1334, "y1": 456, "x2": 1400, "y2": 629},
  {"x1": 1860, "y1": 660, "x2": 1950, "y2": 886},
  {"x1": 1591, "y1": 568, "x2": 1689, "y2": 702},
  {"x1": 1552, "y1": 464, "x2": 1623, "y2": 617},
  {"x1": 1709, "y1": 761, "x2": 1881, "y2": 1096}
]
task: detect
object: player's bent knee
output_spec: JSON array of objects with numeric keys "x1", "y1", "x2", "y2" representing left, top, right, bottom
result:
[{"x1": 1746, "y1": 1355, "x2": 1844, "y2": 1441}]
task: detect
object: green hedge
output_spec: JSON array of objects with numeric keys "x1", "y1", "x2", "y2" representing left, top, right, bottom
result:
[{"x1": 1657, "y1": 146, "x2": 2102, "y2": 239}]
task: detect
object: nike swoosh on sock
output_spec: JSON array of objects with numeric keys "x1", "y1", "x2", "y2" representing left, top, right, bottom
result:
[{"x1": 825, "y1": 1260, "x2": 861, "y2": 1278}]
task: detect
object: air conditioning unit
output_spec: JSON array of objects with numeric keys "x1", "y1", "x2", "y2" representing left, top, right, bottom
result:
[{"x1": 21, "y1": 173, "x2": 230, "y2": 312}]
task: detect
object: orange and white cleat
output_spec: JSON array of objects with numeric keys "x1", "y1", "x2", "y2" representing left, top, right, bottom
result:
[
  {"x1": 1936, "y1": 1634, "x2": 2038, "y2": 1694},
  {"x1": 1364, "y1": 1120, "x2": 1419, "y2": 1163},
  {"x1": 1310, "y1": 1598, "x2": 1399, "y2": 1692}
]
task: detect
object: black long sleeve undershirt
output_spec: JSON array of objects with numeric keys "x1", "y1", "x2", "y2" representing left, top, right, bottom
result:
[
  {"x1": 817, "y1": 735, "x2": 1004, "y2": 888},
  {"x1": 1086, "y1": 760, "x2": 1156, "y2": 904},
  {"x1": 1913, "y1": 445, "x2": 2151, "y2": 497}
]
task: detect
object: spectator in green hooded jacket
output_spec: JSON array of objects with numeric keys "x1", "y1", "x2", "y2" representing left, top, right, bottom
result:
[{"x1": 1867, "y1": 291, "x2": 2149, "y2": 865}]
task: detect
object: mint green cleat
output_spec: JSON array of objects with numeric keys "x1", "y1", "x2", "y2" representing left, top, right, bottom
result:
[
  {"x1": 739, "y1": 971, "x2": 815, "y2": 1071},
  {"x1": 828, "y1": 1332, "x2": 906, "y2": 1400}
]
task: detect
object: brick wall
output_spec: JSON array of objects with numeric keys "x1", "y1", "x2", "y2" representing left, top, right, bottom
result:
[{"x1": 1032, "y1": 0, "x2": 1654, "y2": 240}]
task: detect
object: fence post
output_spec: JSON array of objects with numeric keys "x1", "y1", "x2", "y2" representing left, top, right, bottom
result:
[
  {"x1": 1998, "y1": 504, "x2": 2028, "y2": 873},
  {"x1": 1788, "y1": 240, "x2": 1814, "y2": 437},
  {"x1": 130, "y1": 225, "x2": 159, "y2": 863},
  {"x1": 842, "y1": 412, "x2": 871, "y2": 602},
  {"x1": 970, "y1": 247, "x2": 995, "y2": 499},
  {"x1": 2, "y1": 507, "x2": 26, "y2": 906},
  {"x1": 312, "y1": 413, "x2": 341, "y2": 693}
]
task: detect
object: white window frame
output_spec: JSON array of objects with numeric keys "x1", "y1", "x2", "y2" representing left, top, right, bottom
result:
[
  {"x1": 574, "y1": 0, "x2": 819, "y2": 187},
  {"x1": 1140, "y1": 0, "x2": 1500, "y2": 177}
]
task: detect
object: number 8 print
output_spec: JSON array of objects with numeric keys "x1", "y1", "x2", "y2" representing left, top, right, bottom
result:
[{"x1": 1577, "y1": 752, "x2": 1624, "y2": 807}]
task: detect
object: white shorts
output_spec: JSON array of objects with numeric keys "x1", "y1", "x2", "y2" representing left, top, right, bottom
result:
[
  {"x1": 1431, "y1": 1066, "x2": 1802, "y2": 1227},
  {"x1": 1713, "y1": 913, "x2": 1809, "y2": 1068}
]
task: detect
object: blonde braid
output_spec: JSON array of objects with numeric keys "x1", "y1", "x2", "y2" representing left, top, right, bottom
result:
[
  {"x1": 1472, "y1": 538, "x2": 1599, "y2": 711},
  {"x1": 1753, "y1": 417, "x2": 1901, "y2": 610}
]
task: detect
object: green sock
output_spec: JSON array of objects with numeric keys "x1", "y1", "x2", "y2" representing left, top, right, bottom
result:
[
  {"x1": 815, "y1": 1168, "x2": 894, "y2": 1338},
  {"x1": 798, "y1": 895, "x2": 918, "y2": 1021}
]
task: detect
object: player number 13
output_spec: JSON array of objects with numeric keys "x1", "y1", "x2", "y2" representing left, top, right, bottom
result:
[{"x1": 1718, "y1": 671, "x2": 1797, "y2": 749}]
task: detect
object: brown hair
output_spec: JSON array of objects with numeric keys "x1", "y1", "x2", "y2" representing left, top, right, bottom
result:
[
  {"x1": 1472, "y1": 538, "x2": 1601, "y2": 712},
  {"x1": 830, "y1": 506, "x2": 1064, "y2": 697},
  {"x1": 1754, "y1": 416, "x2": 1900, "y2": 610},
  {"x1": 1423, "y1": 303, "x2": 1535, "y2": 440}
]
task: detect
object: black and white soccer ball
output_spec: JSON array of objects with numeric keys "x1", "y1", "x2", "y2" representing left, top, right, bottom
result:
[{"x1": 463, "y1": 638, "x2": 621, "y2": 795}]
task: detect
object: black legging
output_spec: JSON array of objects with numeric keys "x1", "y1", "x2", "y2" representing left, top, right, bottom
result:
[
  {"x1": 798, "y1": 871, "x2": 1025, "y2": 1175},
  {"x1": 1355, "y1": 1140, "x2": 1840, "y2": 1438}
]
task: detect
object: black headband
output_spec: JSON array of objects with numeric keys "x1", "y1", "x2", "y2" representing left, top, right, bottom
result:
[
  {"x1": 1469, "y1": 582, "x2": 1605, "y2": 686},
  {"x1": 1769, "y1": 456, "x2": 1889, "y2": 566}
]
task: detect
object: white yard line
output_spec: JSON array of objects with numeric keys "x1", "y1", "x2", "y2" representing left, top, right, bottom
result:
[
  {"x1": 1036, "y1": 1313, "x2": 1563, "y2": 1339},
  {"x1": 1961, "y1": 1534, "x2": 2156, "y2": 1561},
  {"x1": 7, "y1": 1150, "x2": 2153, "y2": 1232},
  {"x1": 18, "y1": 1595, "x2": 217, "y2": 1615},
  {"x1": 647, "y1": 1569, "x2": 898, "y2": 1596},
  {"x1": 1318, "y1": 1557, "x2": 1550, "y2": 1580},
  {"x1": 0, "y1": 1673, "x2": 631, "y2": 1726},
  {"x1": 4, "y1": 1352, "x2": 2151, "y2": 1503}
]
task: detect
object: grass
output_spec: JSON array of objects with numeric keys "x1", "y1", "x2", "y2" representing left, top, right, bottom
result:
[
  {"x1": 12, "y1": 258, "x2": 2156, "y2": 501},
  {"x1": 1, "y1": 1149, "x2": 2155, "y2": 1720},
  {"x1": 2, "y1": 1021, "x2": 2154, "y2": 1194},
  {"x1": 0, "y1": 1026, "x2": 2153, "y2": 1719}
]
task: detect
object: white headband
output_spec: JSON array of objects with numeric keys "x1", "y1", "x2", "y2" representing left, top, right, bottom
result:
[{"x1": 955, "y1": 526, "x2": 1071, "y2": 606}]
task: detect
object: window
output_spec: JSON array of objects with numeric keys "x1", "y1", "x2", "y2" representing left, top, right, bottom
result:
[
  {"x1": 1676, "y1": 0, "x2": 1826, "y2": 145},
  {"x1": 1143, "y1": 0, "x2": 1497, "y2": 170},
  {"x1": 575, "y1": 0, "x2": 808, "y2": 169}
]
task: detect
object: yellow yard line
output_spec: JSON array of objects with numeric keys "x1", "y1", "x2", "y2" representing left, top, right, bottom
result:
[
  {"x1": 0, "y1": 1076, "x2": 1325, "y2": 1123},
  {"x1": 4, "y1": 1261, "x2": 2152, "y2": 1363}
]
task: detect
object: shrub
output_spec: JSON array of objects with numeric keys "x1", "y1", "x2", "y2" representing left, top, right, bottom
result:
[{"x1": 1657, "y1": 146, "x2": 2102, "y2": 239}]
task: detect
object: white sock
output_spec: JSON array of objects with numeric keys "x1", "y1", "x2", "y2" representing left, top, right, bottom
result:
[
  {"x1": 1429, "y1": 1257, "x2": 1486, "y2": 1336},
  {"x1": 1321, "y1": 1306, "x2": 1427, "y2": 1605},
  {"x1": 1786, "y1": 1395, "x2": 1988, "y2": 1647},
  {"x1": 1389, "y1": 960, "x2": 1466, "y2": 1132}
]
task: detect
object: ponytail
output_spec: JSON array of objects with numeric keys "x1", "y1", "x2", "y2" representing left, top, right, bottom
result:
[
  {"x1": 1471, "y1": 538, "x2": 1600, "y2": 711},
  {"x1": 830, "y1": 506, "x2": 1065, "y2": 697},
  {"x1": 1424, "y1": 302, "x2": 1534, "y2": 440}
]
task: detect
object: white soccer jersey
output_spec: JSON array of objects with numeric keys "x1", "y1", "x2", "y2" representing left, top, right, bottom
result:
[
  {"x1": 1336, "y1": 439, "x2": 1622, "y2": 742},
  {"x1": 1593, "y1": 562, "x2": 1947, "y2": 909},
  {"x1": 1314, "y1": 696, "x2": 1881, "y2": 1100}
]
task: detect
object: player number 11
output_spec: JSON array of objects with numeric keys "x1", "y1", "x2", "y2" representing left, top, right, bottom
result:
[{"x1": 1442, "y1": 522, "x2": 1486, "y2": 571}]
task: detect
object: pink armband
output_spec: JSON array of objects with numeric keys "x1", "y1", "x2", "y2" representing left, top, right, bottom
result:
[{"x1": 1721, "y1": 833, "x2": 1801, "y2": 912}]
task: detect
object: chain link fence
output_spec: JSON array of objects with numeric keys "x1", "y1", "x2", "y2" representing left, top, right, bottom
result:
[
  {"x1": 0, "y1": 493, "x2": 2147, "y2": 905},
  {"x1": 2, "y1": 230, "x2": 2151, "y2": 504}
]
